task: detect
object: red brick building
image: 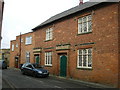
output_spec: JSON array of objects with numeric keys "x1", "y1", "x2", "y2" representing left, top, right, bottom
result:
[
  {"x1": 10, "y1": 32, "x2": 34, "y2": 68},
  {"x1": 0, "y1": 0, "x2": 4, "y2": 48},
  {"x1": 10, "y1": 1, "x2": 120, "y2": 88},
  {"x1": 32, "y1": 2, "x2": 120, "y2": 87}
]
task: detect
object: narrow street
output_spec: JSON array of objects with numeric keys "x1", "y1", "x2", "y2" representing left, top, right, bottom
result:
[{"x1": 2, "y1": 68, "x2": 108, "y2": 89}]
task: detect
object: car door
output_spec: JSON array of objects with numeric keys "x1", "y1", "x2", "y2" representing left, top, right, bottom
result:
[{"x1": 26, "y1": 64, "x2": 34, "y2": 75}]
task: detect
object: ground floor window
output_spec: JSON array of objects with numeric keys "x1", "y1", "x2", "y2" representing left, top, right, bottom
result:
[
  {"x1": 26, "y1": 52, "x2": 30, "y2": 63},
  {"x1": 77, "y1": 48, "x2": 92, "y2": 68},
  {"x1": 45, "y1": 52, "x2": 52, "y2": 66}
]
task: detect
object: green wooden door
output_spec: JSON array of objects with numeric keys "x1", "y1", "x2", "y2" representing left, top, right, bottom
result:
[
  {"x1": 35, "y1": 56, "x2": 39, "y2": 64},
  {"x1": 60, "y1": 55, "x2": 67, "y2": 77}
]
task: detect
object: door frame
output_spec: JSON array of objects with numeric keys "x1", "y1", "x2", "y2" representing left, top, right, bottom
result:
[
  {"x1": 56, "y1": 50, "x2": 69, "y2": 77},
  {"x1": 60, "y1": 55, "x2": 67, "y2": 77},
  {"x1": 34, "y1": 54, "x2": 40, "y2": 65},
  {"x1": 15, "y1": 56, "x2": 19, "y2": 68}
]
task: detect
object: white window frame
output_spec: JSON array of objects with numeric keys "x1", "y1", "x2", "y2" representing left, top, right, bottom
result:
[
  {"x1": 46, "y1": 28, "x2": 53, "y2": 41},
  {"x1": 16, "y1": 43, "x2": 18, "y2": 47},
  {"x1": 45, "y1": 52, "x2": 52, "y2": 66},
  {"x1": 78, "y1": 15, "x2": 92, "y2": 34},
  {"x1": 25, "y1": 36, "x2": 32, "y2": 45},
  {"x1": 12, "y1": 44, "x2": 14, "y2": 51},
  {"x1": 26, "y1": 52, "x2": 30, "y2": 63},
  {"x1": 77, "y1": 48, "x2": 92, "y2": 69}
]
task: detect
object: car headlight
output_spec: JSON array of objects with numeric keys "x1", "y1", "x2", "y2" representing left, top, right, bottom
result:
[{"x1": 38, "y1": 71, "x2": 42, "y2": 74}]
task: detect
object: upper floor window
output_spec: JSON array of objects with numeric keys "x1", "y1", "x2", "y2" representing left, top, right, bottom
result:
[
  {"x1": 12, "y1": 44, "x2": 14, "y2": 51},
  {"x1": 25, "y1": 36, "x2": 32, "y2": 45},
  {"x1": 78, "y1": 15, "x2": 92, "y2": 34},
  {"x1": 77, "y1": 48, "x2": 92, "y2": 69},
  {"x1": 45, "y1": 52, "x2": 52, "y2": 66},
  {"x1": 16, "y1": 43, "x2": 18, "y2": 47},
  {"x1": 46, "y1": 28, "x2": 53, "y2": 41}
]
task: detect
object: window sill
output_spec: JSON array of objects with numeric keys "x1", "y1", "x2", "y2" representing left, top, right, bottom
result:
[
  {"x1": 45, "y1": 65, "x2": 52, "y2": 67},
  {"x1": 77, "y1": 32, "x2": 92, "y2": 36},
  {"x1": 77, "y1": 67, "x2": 93, "y2": 70},
  {"x1": 44, "y1": 39, "x2": 53, "y2": 42},
  {"x1": 25, "y1": 44, "x2": 32, "y2": 46}
]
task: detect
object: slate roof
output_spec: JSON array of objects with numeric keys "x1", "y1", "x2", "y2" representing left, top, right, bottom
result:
[{"x1": 32, "y1": 1, "x2": 118, "y2": 31}]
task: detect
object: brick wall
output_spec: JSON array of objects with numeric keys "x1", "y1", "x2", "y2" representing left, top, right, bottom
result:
[
  {"x1": 0, "y1": 0, "x2": 4, "y2": 47},
  {"x1": 10, "y1": 32, "x2": 34, "y2": 67},
  {"x1": 118, "y1": 2, "x2": 120, "y2": 88},
  {"x1": 10, "y1": 40, "x2": 16, "y2": 67},
  {"x1": 34, "y1": 3, "x2": 119, "y2": 87}
]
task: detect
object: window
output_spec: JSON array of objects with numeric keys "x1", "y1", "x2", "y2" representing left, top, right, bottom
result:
[
  {"x1": 46, "y1": 28, "x2": 53, "y2": 41},
  {"x1": 26, "y1": 65, "x2": 33, "y2": 69},
  {"x1": 12, "y1": 44, "x2": 14, "y2": 51},
  {"x1": 16, "y1": 43, "x2": 18, "y2": 47},
  {"x1": 77, "y1": 48, "x2": 92, "y2": 68},
  {"x1": 78, "y1": 15, "x2": 92, "y2": 34},
  {"x1": 26, "y1": 52, "x2": 30, "y2": 63},
  {"x1": 45, "y1": 52, "x2": 52, "y2": 66},
  {"x1": 25, "y1": 36, "x2": 32, "y2": 45}
]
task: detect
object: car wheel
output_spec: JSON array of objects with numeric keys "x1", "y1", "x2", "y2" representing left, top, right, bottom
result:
[{"x1": 5, "y1": 67, "x2": 7, "y2": 69}]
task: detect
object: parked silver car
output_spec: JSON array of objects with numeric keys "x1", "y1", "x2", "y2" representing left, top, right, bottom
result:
[{"x1": 21, "y1": 63, "x2": 49, "y2": 77}]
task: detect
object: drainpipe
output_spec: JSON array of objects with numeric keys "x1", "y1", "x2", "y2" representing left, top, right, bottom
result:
[{"x1": 19, "y1": 32, "x2": 21, "y2": 68}]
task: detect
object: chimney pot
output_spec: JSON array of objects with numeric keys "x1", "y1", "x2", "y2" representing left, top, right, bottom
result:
[{"x1": 79, "y1": 0, "x2": 83, "y2": 5}]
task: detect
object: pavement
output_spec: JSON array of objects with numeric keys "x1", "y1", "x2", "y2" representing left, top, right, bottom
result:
[
  {"x1": 0, "y1": 70, "x2": 2, "y2": 90},
  {"x1": 5, "y1": 67, "x2": 115, "y2": 89},
  {"x1": 49, "y1": 75, "x2": 114, "y2": 88}
]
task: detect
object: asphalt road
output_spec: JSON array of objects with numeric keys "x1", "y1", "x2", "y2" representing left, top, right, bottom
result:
[
  {"x1": 2, "y1": 78, "x2": 11, "y2": 88},
  {"x1": 2, "y1": 68, "x2": 109, "y2": 89}
]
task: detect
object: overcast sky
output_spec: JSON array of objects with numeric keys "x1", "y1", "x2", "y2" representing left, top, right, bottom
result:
[{"x1": 1, "y1": 0, "x2": 89, "y2": 49}]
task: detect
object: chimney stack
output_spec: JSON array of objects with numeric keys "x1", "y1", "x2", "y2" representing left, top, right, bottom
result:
[{"x1": 79, "y1": 0, "x2": 83, "y2": 5}]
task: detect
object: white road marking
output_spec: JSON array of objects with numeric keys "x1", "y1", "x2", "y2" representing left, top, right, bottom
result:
[
  {"x1": 54, "y1": 86, "x2": 62, "y2": 88},
  {"x1": 38, "y1": 80, "x2": 44, "y2": 84}
]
